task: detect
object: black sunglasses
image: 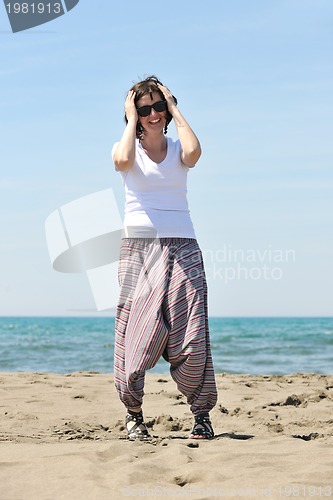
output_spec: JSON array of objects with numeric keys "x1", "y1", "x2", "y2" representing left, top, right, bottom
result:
[{"x1": 136, "y1": 100, "x2": 167, "y2": 117}]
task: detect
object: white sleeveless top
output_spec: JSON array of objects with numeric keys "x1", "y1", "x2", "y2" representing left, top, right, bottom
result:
[{"x1": 112, "y1": 137, "x2": 196, "y2": 238}]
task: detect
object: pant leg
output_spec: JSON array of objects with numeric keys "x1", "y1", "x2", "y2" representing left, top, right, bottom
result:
[
  {"x1": 114, "y1": 239, "x2": 145, "y2": 409},
  {"x1": 114, "y1": 239, "x2": 169, "y2": 409},
  {"x1": 162, "y1": 240, "x2": 218, "y2": 415}
]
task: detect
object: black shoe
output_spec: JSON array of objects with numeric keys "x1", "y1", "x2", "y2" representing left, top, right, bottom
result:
[
  {"x1": 125, "y1": 411, "x2": 150, "y2": 440},
  {"x1": 189, "y1": 412, "x2": 214, "y2": 439}
]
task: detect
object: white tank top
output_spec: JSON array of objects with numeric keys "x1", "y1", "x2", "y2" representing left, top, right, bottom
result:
[{"x1": 112, "y1": 137, "x2": 196, "y2": 238}]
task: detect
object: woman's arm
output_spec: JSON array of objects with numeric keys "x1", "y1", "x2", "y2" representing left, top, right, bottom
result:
[
  {"x1": 113, "y1": 91, "x2": 138, "y2": 172},
  {"x1": 158, "y1": 84, "x2": 201, "y2": 167}
]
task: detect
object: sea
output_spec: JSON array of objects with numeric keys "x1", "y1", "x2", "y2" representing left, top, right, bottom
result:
[{"x1": 0, "y1": 316, "x2": 332, "y2": 375}]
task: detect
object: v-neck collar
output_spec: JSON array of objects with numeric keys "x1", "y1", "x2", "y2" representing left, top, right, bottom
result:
[{"x1": 138, "y1": 137, "x2": 169, "y2": 165}]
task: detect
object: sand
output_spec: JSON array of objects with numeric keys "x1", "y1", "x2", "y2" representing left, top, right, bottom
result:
[{"x1": 0, "y1": 371, "x2": 332, "y2": 500}]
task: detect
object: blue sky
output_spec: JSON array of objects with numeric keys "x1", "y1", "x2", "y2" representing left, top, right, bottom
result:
[{"x1": 0, "y1": 0, "x2": 332, "y2": 317}]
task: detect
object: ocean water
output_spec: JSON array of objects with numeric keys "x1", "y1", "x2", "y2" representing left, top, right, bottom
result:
[{"x1": 0, "y1": 316, "x2": 332, "y2": 375}]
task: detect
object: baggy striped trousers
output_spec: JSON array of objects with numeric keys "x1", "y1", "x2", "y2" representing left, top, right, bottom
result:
[{"x1": 114, "y1": 238, "x2": 218, "y2": 415}]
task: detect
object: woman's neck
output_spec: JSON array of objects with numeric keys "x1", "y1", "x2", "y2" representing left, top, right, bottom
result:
[{"x1": 140, "y1": 133, "x2": 167, "y2": 153}]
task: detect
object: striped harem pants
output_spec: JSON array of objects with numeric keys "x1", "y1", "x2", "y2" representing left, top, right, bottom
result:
[{"x1": 114, "y1": 237, "x2": 218, "y2": 415}]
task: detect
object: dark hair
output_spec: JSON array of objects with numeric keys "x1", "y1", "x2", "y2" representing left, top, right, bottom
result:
[{"x1": 124, "y1": 75, "x2": 178, "y2": 139}]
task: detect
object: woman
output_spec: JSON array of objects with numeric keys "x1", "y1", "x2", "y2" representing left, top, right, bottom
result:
[{"x1": 112, "y1": 75, "x2": 217, "y2": 440}]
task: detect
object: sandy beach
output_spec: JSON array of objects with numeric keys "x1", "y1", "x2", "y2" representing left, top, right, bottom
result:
[{"x1": 0, "y1": 371, "x2": 332, "y2": 499}]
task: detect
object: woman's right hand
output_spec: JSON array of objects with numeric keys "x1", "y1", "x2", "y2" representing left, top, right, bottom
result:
[{"x1": 125, "y1": 90, "x2": 138, "y2": 122}]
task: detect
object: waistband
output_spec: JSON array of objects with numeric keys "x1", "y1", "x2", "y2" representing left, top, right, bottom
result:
[{"x1": 120, "y1": 237, "x2": 198, "y2": 250}]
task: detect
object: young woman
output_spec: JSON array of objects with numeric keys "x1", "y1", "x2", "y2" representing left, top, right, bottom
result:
[{"x1": 112, "y1": 75, "x2": 217, "y2": 440}]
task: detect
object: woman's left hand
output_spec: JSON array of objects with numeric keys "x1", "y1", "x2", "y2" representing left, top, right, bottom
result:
[{"x1": 157, "y1": 84, "x2": 177, "y2": 115}]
